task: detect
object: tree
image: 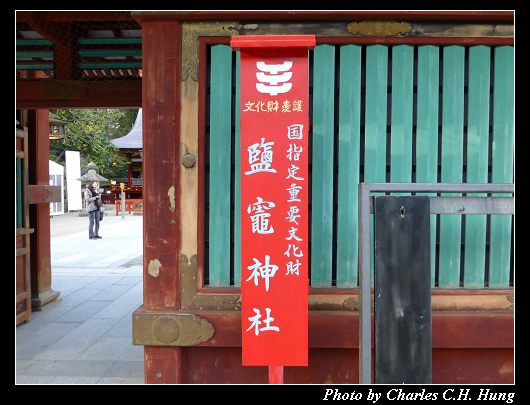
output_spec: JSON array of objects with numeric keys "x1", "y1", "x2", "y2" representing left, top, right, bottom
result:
[{"x1": 49, "y1": 109, "x2": 138, "y2": 178}]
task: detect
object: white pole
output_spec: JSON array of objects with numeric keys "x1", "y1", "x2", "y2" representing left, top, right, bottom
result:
[{"x1": 121, "y1": 192, "x2": 126, "y2": 219}]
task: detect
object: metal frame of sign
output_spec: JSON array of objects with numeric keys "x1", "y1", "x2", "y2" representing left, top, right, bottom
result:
[{"x1": 358, "y1": 182, "x2": 514, "y2": 384}]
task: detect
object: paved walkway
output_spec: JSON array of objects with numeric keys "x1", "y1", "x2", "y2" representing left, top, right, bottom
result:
[{"x1": 16, "y1": 209, "x2": 145, "y2": 384}]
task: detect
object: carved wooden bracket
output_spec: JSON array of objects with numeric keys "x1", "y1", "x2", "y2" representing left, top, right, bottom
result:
[
  {"x1": 181, "y1": 21, "x2": 239, "y2": 82},
  {"x1": 347, "y1": 20, "x2": 412, "y2": 37},
  {"x1": 133, "y1": 309, "x2": 215, "y2": 346},
  {"x1": 180, "y1": 254, "x2": 241, "y2": 311}
]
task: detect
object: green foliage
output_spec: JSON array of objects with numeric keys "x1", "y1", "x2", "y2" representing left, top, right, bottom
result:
[{"x1": 49, "y1": 109, "x2": 138, "y2": 178}]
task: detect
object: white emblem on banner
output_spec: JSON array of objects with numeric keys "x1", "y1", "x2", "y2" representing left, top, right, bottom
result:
[{"x1": 256, "y1": 61, "x2": 293, "y2": 96}]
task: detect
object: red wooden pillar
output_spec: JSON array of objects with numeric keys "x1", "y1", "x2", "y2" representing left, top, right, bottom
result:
[
  {"x1": 27, "y1": 109, "x2": 60, "y2": 308},
  {"x1": 138, "y1": 18, "x2": 183, "y2": 384}
]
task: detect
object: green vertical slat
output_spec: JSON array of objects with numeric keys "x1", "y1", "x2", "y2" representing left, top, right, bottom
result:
[
  {"x1": 311, "y1": 44, "x2": 335, "y2": 287},
  {"x1": 209, "y1": 44, "x2": 232, "y2": 287},
  {"x1": 439, "y1": 45, "x2": 465, "y2": 288},
  {"x1": 464, "y1": 46, "x2": 491, "y2": 288},
  {"x1": 489, "y1": 46, "x2": 514, "y2": 288},
  {"x1": 336, "y1": 44, "x2": 361, "y2": 287},
  {"x1": 365, "y1": 45, "x2": 388, "y2": 285},
  {"x1": 390, "y1": 45, "x2": 414, "y2": 185},
  {"x1": 364, "y1": 45, "x2": 388, "y2": 185},
  {"x1": 416, "y1": 45, "x2": 439, "y2": 286},
  {"x1": 234, "y1": 51, "x2": 241, "y2": 287}
]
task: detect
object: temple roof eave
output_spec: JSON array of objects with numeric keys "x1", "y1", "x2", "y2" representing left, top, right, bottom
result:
[{"x1": 111, "y1": 109, "x2": 143, "y2": 150}]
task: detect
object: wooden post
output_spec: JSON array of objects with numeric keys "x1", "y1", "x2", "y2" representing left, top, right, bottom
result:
[
  {"x1": 269, "y1": 366, "x2": 284, "y2": 384},
  {"x1": 135, "y1": 17, "x2": 183, "y2": 384},
  {"x1": 27, "y1": 109, "x2": 60, "y2": 308}
]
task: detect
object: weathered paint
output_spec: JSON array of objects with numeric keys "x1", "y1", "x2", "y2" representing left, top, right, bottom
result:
[
  {"x1": 148, "y1": 259, "x2": 161, "y2": 278},
  {"x1": 168, "y1": 185, "x2": 176, "y2": 213}
]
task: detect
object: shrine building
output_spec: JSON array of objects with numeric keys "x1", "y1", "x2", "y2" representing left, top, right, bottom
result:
[
  {"x1": 111, "y1": 109, "x2": 143, "y2": 203},
  {"x1": 16, "y1": 11, "x2": 514, "y2": 384}
]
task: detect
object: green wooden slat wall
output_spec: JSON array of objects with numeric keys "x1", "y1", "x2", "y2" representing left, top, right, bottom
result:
[
  {"x1": 311, "y1": 45, "x2": 335, "y2": 287},
  {"x1": 390, "y1": 45, "x2": 414, "y2": 186},
  {"x1": 336, "y1": 45, "x2": 361, "y2": 288},
  {"x1": 364, "y1": 45, "x2": 388, "y2": 186},
  {"x1": 234, "y1": 51, "x2": 242, "y2": 287},
  {"x1": 364, "y1": 45, "x2": 388, "y2": 285},
  {"x1": 208, "y1": 44, "x2": 232, "y2": 287},
  {"x1": 439, "y1": 45, "x2": 465, "y2": 288},
  {"x1": 416, "y1": 45, "x2": 439, "y2": 286},
  {"x1": 464, "y1": 46, "x2": 491, "y2": 288},
  {"x1": 489, "y1": 46, "x2": 514, "y2": 288},
  {"x1": 205, "y1": 43, "x2": 514, "y2": 290}
]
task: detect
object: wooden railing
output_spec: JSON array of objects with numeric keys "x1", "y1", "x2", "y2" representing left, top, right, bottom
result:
[{"x1": 116, "y1": 199, "x2": 143, "y2": 215}]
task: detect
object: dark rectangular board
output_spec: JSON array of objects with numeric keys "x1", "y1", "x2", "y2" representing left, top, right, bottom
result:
[{"x1": 374, "y1": 195, "x2": 432, "y2": 384}]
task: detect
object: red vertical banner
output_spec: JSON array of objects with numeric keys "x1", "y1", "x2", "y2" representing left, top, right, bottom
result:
[{"x1": 231, "y1": 35, "x2": 315, "y2": 367}]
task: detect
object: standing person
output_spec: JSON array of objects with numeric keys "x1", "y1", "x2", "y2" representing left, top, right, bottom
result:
[{"x1": 85, "y1": 181, "x2": 102, "y2": 239}]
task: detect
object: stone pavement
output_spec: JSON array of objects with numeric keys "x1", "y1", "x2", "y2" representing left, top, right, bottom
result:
[{"x1": 16, "y1": 210, "x2": 145, "y2": 384}]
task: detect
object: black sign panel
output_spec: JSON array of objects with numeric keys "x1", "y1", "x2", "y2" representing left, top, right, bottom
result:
[{"x1": 374, "y1": 195, "x2": 432, "y2": 384}]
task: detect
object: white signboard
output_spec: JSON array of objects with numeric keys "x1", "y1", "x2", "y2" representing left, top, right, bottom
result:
[
  {"x1": 49, "y1": 160, "x2": 64, "y2": 215},
  {"x1": 65, "y1": 151, "x2": 82, "y2": 211}
]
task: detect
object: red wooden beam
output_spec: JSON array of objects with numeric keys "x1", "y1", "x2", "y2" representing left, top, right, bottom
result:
[
  {"x1": 178, "y1": 310, "x2": 514, "y2": 349},
  {"x1": 16, "y1": 80, "x2": 142, "y2": 109},
  {"x1": 133, "y1": 10, "x2": 514, "y2": 22},
  {"x1": 18, "y1": 10, "x2": 513, "y2": 24},
  {"x1": 16, "y1": 10, "x2": 135, "y2": 23},
  {"x1": 28, "y1": 185, "x2": 61, "y2": 204}
]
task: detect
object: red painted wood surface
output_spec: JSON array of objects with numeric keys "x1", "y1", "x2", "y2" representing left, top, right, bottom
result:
[
  {"x1": 27, "y1": 109, "x2": 54, "y2": 303},
  {"x1": 269, "y1": 365, "x2": 284, "y2": 384},
  {"x1": 27, "y1": 184, "x2": 61, "y2": 204},
  {"x1": 176, "y1": 345, "x2": 513, "y2": 384},
  {"x1": 140, "y1": 19, "x2": 184, "y2": 384},
  {"x1": 141, "y1": 20, "x2": 181, "y2": 311},
  {"x1": 233, "y1": 35, "x2": 315, "y2": 367},
  {"x1": 144, "y1": 346, "x2": 183, "y2": 384},
  {"x1": 171, "y1": 309, "x2": 514, "y2": 383},
  {"x1": 188, "y1": 311, "x2": 514, "y2": 349},
  {"x1": 231, "y1": 35, "x2": 317, "y2": 49}
]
